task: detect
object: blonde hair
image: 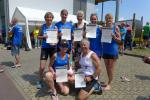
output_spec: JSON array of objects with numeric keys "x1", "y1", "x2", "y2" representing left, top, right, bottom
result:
[
  {"x1": 77, "y1": 10, "x2": 84, "y2": 17},
  {"x1": 44, "y1": 12, "x2": 54, "y2": 19},
  {"x1": 80, "y1": 38, "x2": 90, "y2": 47},
  {"x1": 105, "y1": 13, "x2": 113, "y2": 20}
]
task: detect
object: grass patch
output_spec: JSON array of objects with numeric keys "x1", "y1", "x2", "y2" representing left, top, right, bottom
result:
[{"x1": 125, "y1": 47, "x2": 150, "y2": 57}]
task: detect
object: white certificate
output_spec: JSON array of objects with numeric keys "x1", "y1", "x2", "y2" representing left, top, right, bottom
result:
[
  {"x1": 86, "y1": 24, "x2": 97, "y2": 38},
  {"x1": 62, "y1": 28, "x2": 71, "y2": 40},
  {"x1": 75, "y1": 73, "x2": 86, "y2": 88},
  {"x1": 101, "y1": 27, "x2": 112, "y2": 43},
  {"x1": 74, "y1": 29, "x2": 83, "y2": 41},
  {"x1": 56, "y1": 67, "x2": 68, "y2": 82},
  {"x1": 46, "y1": 30, "x2": 58, "y2": 43}
]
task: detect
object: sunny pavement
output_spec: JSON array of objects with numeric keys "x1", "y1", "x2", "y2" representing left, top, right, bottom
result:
[{"x1": 0, "y1": 48, "x2": 150, "y2": 100}]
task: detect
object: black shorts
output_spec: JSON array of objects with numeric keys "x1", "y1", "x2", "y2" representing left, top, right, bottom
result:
[
  {"x1": 102, "y1": 54, "x2": 118, "y2": 59},
  {"x1": 82, "y1": 79, "x2": 98, "y2": 92},
  {"x1": 40, "y1": 47, "x2": 56, "y2": 60}
]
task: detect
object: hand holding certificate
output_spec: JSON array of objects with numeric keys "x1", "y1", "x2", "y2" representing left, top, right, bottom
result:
[
  {"x1": 56, "y1": 67, "x2": 68, "y2": 82},
  {"x1": 101, "y1": 27, "x2": 113, "y2": 43},
  {"x1": 75, "y1": 73, "x2": 86, "y2": 88},
  {"x1": 46, "y1": 30, "x2": 58, "y2": 44},
  {"x1": 62, "y1": 28, "x2": 71, "y2": 40},
  {"x1": 74, "y1": 29, "x2": 83, "y2": 41},
  {"x1": 86, "y1": 24, "x2": 97, "y2": 38}
]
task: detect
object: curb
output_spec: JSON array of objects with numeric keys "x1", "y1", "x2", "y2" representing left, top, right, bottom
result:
[{"x1": 5, "y1": 69, "x2": 31, "y2": 100}]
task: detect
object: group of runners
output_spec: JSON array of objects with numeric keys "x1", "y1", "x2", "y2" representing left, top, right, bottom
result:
[{"x1": 9, "y1": 9, "x2": 123, "y2": 100}]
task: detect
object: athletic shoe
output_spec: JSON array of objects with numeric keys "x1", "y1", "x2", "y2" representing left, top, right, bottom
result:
[{"x1": 36, "y1": 80, "x2": 43, "y2": 89}]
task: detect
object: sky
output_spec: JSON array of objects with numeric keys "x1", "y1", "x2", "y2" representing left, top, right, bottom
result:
[{"x1": 95, "y1": 0, "x2": 150, "y2": 25}]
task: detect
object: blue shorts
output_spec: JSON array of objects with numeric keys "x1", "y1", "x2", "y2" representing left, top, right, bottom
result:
[
  {"x1": 11, "y1": 45, "x2": 20, "y2": 56},
  {"x1": 143, "y1": 36, "x2": 150, "y2": 40},
  {"x1": 82, "y1": 79, "x2": 102, "y2": 93}
]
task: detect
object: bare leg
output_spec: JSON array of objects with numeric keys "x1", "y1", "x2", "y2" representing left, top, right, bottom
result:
[
  {"x1": 39, "y1": 60, "x2": 46, "y2": 79},
  {"x1": 15, "y1": 54, "x2": 20, "y2": 65},
  {"x1": 45, "y1": 72, "x2": 58, "y2": 100},
  {"x1": 78, "y1": 89, "x2": 91, "y2": 100},
  {"x1": 58, "y1": 83, "x2": 69, "y2": 95},
  {"x1": 45, "y1": 72, "x2": 56, "y2": 94},
  {"x1": 104, "y1": 59, "x2": 116, "y2": 90}
]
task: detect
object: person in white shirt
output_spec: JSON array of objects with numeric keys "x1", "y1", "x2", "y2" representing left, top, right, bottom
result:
[{"x1": 77, "y1": 38, "x2": 102, "y2": 100}]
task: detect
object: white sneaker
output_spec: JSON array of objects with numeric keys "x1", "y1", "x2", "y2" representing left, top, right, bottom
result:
[
  {"x1": 11, "y1": 64, "x2": 21, "y2": 68},
  {"x1": 11, "y1": 65, "x2": 16, "y2": 68},
  {"x1": 0, "y1": 69, "x2": 4, "y2": 73},
  {"x1": 120, "y1": 76, "x2": 131, "y2": 82}
]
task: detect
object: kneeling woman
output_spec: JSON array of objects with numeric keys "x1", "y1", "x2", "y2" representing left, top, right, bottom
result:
[
  {"x1": 44, "y1": 39, "x2": 73, "y2": 100},
  {"x1": 77, "y1": 38, "x2": 102, "y2": 100}
]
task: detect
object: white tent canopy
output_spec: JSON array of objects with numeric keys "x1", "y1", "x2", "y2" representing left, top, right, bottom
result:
[{"x1": 12, "y1": 7, "x2": 78, "y2": 49}]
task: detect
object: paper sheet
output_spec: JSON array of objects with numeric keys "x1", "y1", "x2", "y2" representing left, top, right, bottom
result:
[
  {"x1": 74, "y1": 29, "x2": 83, "y2": 41},
  {"x1": 75, "y1": 73, "x2": 86, "y2": 88},
  {"x1": 46, "y1": 30, "x2": 58, "y2": 43},
  {"x1": 62, "y1": 29, "x2": 71, "y2": 40},
  {"x1": 101, "y1": 27, "x2": 112, "y2": 43},
  {"x1": 86, "y1": 24, "x2": 97, "y2": 38},
  {"x1": 56, "y1": 67, "x2": 68, "y2": 82}
]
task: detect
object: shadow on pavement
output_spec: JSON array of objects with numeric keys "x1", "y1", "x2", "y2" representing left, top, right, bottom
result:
[
  {"x1": 21, "y1": 73, "x2": 51, "y2": 97},
  {"x1": 35, "y1": 81, "x2": 77, "y2": 98},
  {"x1": 35, "y1": 87, "x2": 50, "y2": 97},
  {"x1": 21, "y1": 73, "x2": 39, "y2": 86},
  {"x1": 1, "y1": 61, "x2": 14, "y2": 67},
  {"x1": 22, "y1": 72, "x2": 77, "y2": 98},
  {"x1": 136, "y1": 96, "x2": 150, "y2": 100},
  {"x1": 124, "y1": 53, "x2": 144, "y2": 58},
  {"x1": 135, "y1": 75, "x2": 150, "y2": 80}
]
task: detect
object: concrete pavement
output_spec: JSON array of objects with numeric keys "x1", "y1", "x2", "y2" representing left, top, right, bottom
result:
[
  {"x1": 0, "y1": 71, "x2": 25, "y2": 100},
  {"x1": 0, "y1": 48, "x2": 150, "y2": 100}
]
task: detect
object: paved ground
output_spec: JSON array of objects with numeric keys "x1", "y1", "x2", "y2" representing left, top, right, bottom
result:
[
  {"x1": 0, "y1": 71, "x2": 25, "y2": 100},
  {"x1": 0, "y1": 48, "x2": 150, "y2": 100}
]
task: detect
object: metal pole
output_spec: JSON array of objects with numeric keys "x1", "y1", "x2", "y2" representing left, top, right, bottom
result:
[
  {"x1": 132, "y1": 13, "x2": 136, "y2": 45},
  {"x1": 101, "y1": 2, "x2": 104, "y2": 21},
  {"x1": 4, "y1": 0, "x2": 9, "y2": 43},
  {"x1": 140, "y1": 16, "x2": 143, "y2": 46},
  {"x1": 115, "y1": 0, "x2": 120, "y2": 22}
]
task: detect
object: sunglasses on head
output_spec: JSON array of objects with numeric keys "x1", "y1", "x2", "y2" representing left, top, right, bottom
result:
[{"x1": 60, "y1": 44, "x2": 68, "y2": 48}]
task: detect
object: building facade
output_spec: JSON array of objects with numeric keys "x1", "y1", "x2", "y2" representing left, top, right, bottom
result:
[{"x1": 0, "y1": 0, "x2": 95, "y2": 43}]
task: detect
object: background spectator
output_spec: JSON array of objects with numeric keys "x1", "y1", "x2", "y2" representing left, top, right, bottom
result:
[
  {"x1": 125, "y1": 24, "x2": 132, "y2": 50},
  {"x1": 143, "y1": 22, "x2": 150, "y2": 48}
]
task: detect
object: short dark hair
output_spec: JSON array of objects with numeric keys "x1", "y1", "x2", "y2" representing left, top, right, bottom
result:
[
  {"x1": 90, "y1": 13, "x2": 98, "y2": 20},
  {"x1": 60, "y1": 39, "x2": 69, "y2": 48},
  {"x1": 61, "y1": 9, "x2": 68, "y2": 15},
  {"x1": 146, "y1": 22, "x2": 149, "y2": 25}
]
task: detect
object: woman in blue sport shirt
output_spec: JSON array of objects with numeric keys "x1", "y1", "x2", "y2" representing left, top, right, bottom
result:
[
  {"x1": 102, "y1": 13, "x2": 121, "y2": 90},
  {"x1": 55, "y1": 9, "x2": 73, "y2": 53},
  {"x1": 37, "y1": 12, "x2": 57, "y2": 89},
  {"x1": 44, "y1": 39, "x2": 73, "y2": 100},
  {"x1": 87, "y1": 13, "x2": 102, "y2": 57}
]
